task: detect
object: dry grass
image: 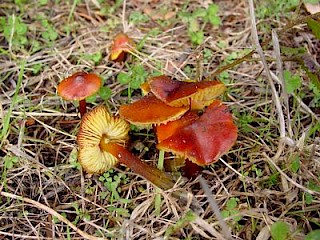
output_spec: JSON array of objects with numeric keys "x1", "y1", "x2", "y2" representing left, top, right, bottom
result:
[{"x1": 1, "y1": 0, "x2": 320, "y2": 239}]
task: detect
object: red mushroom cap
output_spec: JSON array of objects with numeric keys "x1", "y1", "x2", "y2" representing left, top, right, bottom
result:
[
  {"x1": 156, "y1": 111, "x2": 199, "y2": 143},
  {"x1": 57, "y1": 72, "x2": 102, "y2": 101},
  {"x1": 149, "y1": 75, "x2": 226, "y2": 110},
  {"x1": 157, "y1": 100, "x2": 238, "y2": 166}
]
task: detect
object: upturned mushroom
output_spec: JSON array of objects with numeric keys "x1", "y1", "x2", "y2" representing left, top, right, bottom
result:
[
  {"x1": 77, "y1": 105, "x2": 176, "y2": 190},
  {"x1": 110, "y1": 33, "x2": 135, "y2": 62},
  {"x1": 57, "y1": 72, "x2": 102, "y2": 117},
  {"x1": 156, "y1": 100, "x2": 238, "y2": 177}
]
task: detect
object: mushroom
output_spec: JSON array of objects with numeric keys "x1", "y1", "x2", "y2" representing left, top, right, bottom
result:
[
  {"x1": 110, "y1": 32, "x2": 135, "y2": 62},
  {"x1": 57, "y1": 72, "x2": 102, "y2": 117},
  {"x1": 148, "y1": 75, "x2": 226, "y2": 110},
  {"x1": 77, "y1": 105, "x2": 176, "y2": 190},
  {"x1": 119, "y1": 93, "x2": 189, "y2": 126},
  {"x1": 156, "y1": 100, "x2": 238, "y2": 177}
]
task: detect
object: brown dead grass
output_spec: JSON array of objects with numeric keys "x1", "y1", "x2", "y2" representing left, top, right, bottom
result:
[{"x1": 0, "y1": 0, "x2": 320, "y2": 239}]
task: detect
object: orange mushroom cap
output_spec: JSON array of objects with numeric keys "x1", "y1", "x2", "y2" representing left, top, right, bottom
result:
[
  {"x1": 157, "y1": 100, "x2": 237, "y2": 166},
  {"x1": 110, "y1": 33, "x2": 135, "y2": 62},
  {"x1": 57, "y1": 72, "x2": 102, "y2": 101},
  {"x1": 119, "y1": 94, "x2": 189, "y2": 126},
  {"x1": 149, "y1": 75, "x2": 226, "y2": 110}
]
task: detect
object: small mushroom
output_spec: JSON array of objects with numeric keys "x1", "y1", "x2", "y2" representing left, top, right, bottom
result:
[
  {"x1": 110, "y1": 33, "x2": 135, "y2": 62},
  {"x1": 157, "y1": 100, "x2": 237, "y2": 177},
  {"x1": 148, "y1": 75, "x2": 226, "y2": 110},
  {"x1": 57, "y1": 72, "x2": 102, "y2": 117},
  {"x1": 119, "y1": 93, "x2": 189, "y2": 126},
  {"x1": 77, "y1": 105, "x2": 176, "y2": 190}
]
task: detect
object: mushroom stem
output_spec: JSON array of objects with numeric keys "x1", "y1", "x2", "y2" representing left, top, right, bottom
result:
[
  {"x1": 182, "y1": 159, "x2": 203, "y2": 179},
  {"x1": 101, "y1": 142, "x2": 176, "y2": 190},
  {"x1": 79, "y1": 99, "x2": 87, "y2": 118}
]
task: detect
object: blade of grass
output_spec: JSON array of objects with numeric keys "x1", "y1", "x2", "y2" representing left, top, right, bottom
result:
[
  {"x1": 155, "y1": 150, "x2": 165, "y2": 216},
  {"x1": 68, "y1": 0, "x2": 79, "y2": 24},
  {"x1": 0, "y1": 60, "x2": 25, "y2": 147}
]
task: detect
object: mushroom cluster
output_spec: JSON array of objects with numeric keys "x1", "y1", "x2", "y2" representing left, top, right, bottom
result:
[
  {"x1": 57, "y1": 72, "x2": 236, "y2": 188},
  {"x1": 119, "y1": 75, "x2": 237, "y2": 177}
]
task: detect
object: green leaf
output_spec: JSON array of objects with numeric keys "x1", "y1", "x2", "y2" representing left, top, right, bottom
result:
[
  {"x1": 305, "y1": 192, "x2": 313, "y2": 204},
  {"x1": 117, "y1": 72, "x2": 131, "y2": 84},
  {"x1": 107, "y1": 207, "x2": 130, "y2": 217},
  {"x1": 207, "y1": 4, "x2": 219, "y2": 15},
  {"x1": 32, "y1": 63, "x2": 42, "y2": 75},
  {"x1": 85, "y1": 94, "x2": 97, "y2": 103},
  {"x1": 83, "y1": 212, "x2": 91, "y2": 221},
  {"x1": 221, "y1": 210, "x2": 230, "y2": 218},
  {"x1": 189, "y1": 31, "x2": 204, "y2": 45},
  {"x1": 15, "y1": 21, "x2": 27, "y2": 35},
  {"x1": 154, "y1": 191, "x2": 162, "y2": 216},
  {"x1": 283, "y1": 70, "x2": 301, "y2": 94},
  {"x1": 179, "y1": 11, "x2": 192, "y2": 23},
  {"x1": 165, "y1": 211, "x2": 196, "y2": 237},
  {"x1": 229, "y1": 209, "x2": 242, "y2": 222},
  {"x1": 39, "y1": 0, "x2": 48, "y2": 5},
  {"x1": 189, "y1": 18, "x2": 200, "y2": 32},
  {"x1": 129, "y1": 11, "x2": 149, "y2": 24},
  {"x1": 226, "y1": 197, "x2": 239, "y2": 209},
  {"x1": 99, "y1": 86, "x2": 112, "y2": 100},
  {"x1": 305, "y1": 229, "x2": 320, "y2": 240},
  {"x1": 205, "y1": 4, "x2": 221, "y2": 26},
  {"x1": 99, "y1": 191, "x2": 108, "y2": 200},
  {"x1": 280, "y1": 46, "x2": 306, "y2": 56},
  {"x1": 193, "y1": 8, "x2": 207, "y2": 18},
  {"x1": 2, "y1": 16, "x2": 28, "y2": 48},
  {"x1": 307, "y1": 18, "x2": 320, "y2": 40},
  {"x1": 270, "y1": 221, "x2": 290, "y2": 240},
  {"x1": 4, "y1": 155, "x2": 18, "y2": 169},
  {"x1": 208, "y1": 15, "x2": 221, "y2": 26},
  {"x1": 290, "y1": 154, "x2": 300, "y2": 173}
]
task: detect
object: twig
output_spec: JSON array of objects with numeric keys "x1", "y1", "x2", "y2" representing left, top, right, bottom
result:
[
  {"x1": 272, "y1": 29, "x2": 293, "y2": 139},
  {"x1": 248, "y1": 0, "x2": 287, "y2": 160},
  {"x1": 122, "y1": 0, "x2": 128, "y2": 32},
  {"x1": 0, "y1": 191, "x2": 104, "y2": 240},
  {"x1": 199, "y1": 176, "x2": 234, "y2": 240}
]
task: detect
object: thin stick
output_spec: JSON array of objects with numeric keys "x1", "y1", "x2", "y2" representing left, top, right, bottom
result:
[
  {"x1": 199, "y1": 176, "x2": 234, "y2": 240},
  {"x1": 248, "y1": 0, "x2": 287, "y2": 160},
  {"x1": 122, "y1": 0, "x2": 128, "y2": 32},
  {"x1": 272, "y1": 29, "x2": 293, "y2": 139},
  {"x1": 0, "y1": 191, "x2": 104, "y2": 240}
]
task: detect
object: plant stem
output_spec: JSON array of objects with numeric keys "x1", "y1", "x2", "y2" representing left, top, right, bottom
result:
[
  {"x1": 79, "y1": 99, "x2": 87, "y2": 118},
  {"x1": 101, "y1": 142, "x2": 176, "y2": 190}
]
